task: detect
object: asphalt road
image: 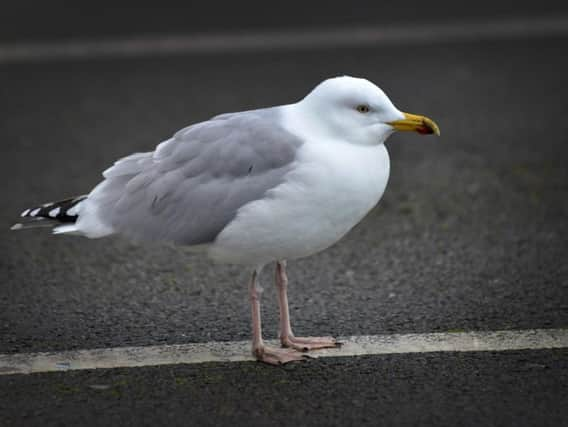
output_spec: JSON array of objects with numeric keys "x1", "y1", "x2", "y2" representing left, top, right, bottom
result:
[
  {"x1": 2, "y1": 350, "x2": 567, "y2": 427},
  {"x1": 1, "y1": 1, "x2": 567, "y2": 42},
  {"x1": 1, "y1": 35, "x2": 568, "y2": 425}
]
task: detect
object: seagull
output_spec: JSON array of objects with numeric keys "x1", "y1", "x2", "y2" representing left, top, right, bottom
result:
[{"x1": 12, "y1": 76, "x2": 440, "y2": 365}]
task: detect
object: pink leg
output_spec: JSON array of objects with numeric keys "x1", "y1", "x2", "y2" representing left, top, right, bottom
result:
[
  {"x1": 249, "y1": 269, "x2": 307, "y2": 365},
  {"x1": 276, "y1": 261, "x2": 341, "y2": 352}
]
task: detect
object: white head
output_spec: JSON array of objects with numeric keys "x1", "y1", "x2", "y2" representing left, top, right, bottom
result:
[{"x1": 298, "y1": 76, "x2": 439, "y2": 146}]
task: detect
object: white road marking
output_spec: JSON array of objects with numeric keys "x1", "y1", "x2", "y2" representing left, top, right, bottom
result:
[
  {"x1": 1, "y1": 328, "x2": 566, "y2": 376},
  {"x1": 0, "y1": 16, "x2": 567, "y2": 63}
]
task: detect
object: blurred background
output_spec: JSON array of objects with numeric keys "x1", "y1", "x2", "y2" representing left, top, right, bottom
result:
[
  {"x1": 1, "y1": 1, "x2": 568, "y2": 426},
  {"x1": 1, "y1": 1, "x2": 567, "y2": 41}
]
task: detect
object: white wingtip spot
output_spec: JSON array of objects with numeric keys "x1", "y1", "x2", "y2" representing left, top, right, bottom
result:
[
  {"x1": 20, "y1": 209, "x2": 30, "y2": 217},
  {"x1": 10, "y1": 223, "x2": 23, "y2": 230},
  {"x1": 30, "y1": 208, "x2": 41, "y2": 216},
  {"x1": 42, "y1": 202, "x2": 53, "y2": 207},
  {"x1": 48, "y1": 207, "x2": 61, "y2": 218},
  {"x1": 67, "y1": 205, "x2": 80, "y2": 216}
]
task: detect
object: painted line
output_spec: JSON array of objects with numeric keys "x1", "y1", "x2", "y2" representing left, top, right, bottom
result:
[
  {"x1": 1, "y1": 328, "x2": 567, "y2": 375},
  {"x1": 1, "y1": 16, "x2": 568, "y2": 64}
]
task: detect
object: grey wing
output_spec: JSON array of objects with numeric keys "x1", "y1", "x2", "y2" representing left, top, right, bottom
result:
[{"x1": 86, "y1": 108, "x2": 303, "y2": 245}]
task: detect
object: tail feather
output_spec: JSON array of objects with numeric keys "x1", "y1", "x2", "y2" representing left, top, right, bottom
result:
[
  {"x1": 10, "y1": 219, "x2": 56, "y2": 230},
  {"x1": 11, "y1": 195, "x2": 87, "y2": 231}
]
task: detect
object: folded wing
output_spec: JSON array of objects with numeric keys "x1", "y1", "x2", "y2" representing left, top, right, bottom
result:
[{"x1": 75, "y1": 108, "x2": 303, "y2": 245}]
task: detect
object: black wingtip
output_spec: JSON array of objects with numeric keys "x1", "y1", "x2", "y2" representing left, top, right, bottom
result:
[{"x1": 19, "y1": 195, "x2": 87, "y2": 224}]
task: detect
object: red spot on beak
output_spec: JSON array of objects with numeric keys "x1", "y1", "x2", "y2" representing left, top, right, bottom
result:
[{"x1": 416, "y1": 125, "x2": 433, "y2": 135}]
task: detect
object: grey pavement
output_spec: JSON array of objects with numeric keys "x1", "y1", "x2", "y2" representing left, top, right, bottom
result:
[
  {"x1": 1, "y1": 32, "x2": 568, "y2": 426},
  {"x1": 2, "y1": 350, "x2": 567, "y2": 427},
  {"x1": 1, "y1": 2, "x2": 567, "y2": 42}
]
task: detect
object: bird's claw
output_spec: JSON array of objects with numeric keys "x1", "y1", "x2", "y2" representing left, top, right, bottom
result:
[
  {"x1": 280, "y1": 335, "x2": 342, "y2": 352},
  {"x1": 253, "y1": 345, "x2": 310, "y2": 365}
]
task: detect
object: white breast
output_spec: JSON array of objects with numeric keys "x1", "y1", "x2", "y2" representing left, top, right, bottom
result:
[{"x1": 209, "y1": 140, "x2": 390, "y2": 266}]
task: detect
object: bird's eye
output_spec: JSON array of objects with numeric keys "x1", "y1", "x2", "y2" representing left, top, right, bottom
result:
[{"x1": 356, "y1": 104, "x2": 370, "y2": 113}]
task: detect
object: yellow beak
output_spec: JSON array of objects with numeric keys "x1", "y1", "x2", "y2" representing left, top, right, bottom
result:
[{"x1": 388, "y1": 112, "x2": 440, "y2": 136}]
